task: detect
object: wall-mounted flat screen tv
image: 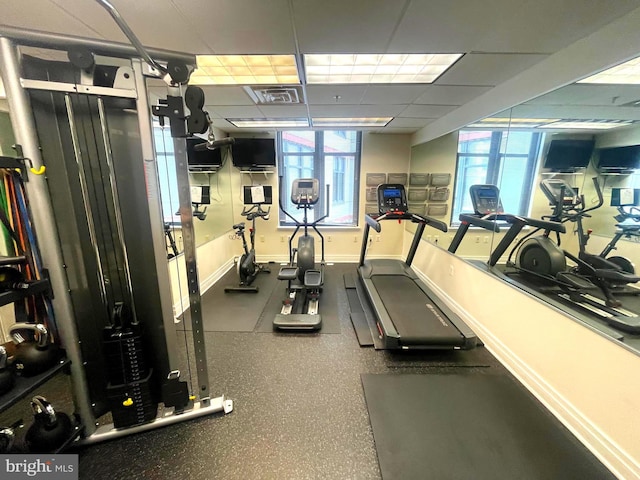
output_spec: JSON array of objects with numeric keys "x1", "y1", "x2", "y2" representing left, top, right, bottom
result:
[
  {"x1": 186, "y1": 138, "x2": 223, "y2": 171},
  {"x1": 232, "y1": 138, "x2": 276, "y2": 170},
  {"x1": 597, "y1": 145, "x2": 640, "y2": 172},
  {"x1": 543, "y1": 139, "x2": 595, "y2": 171}
]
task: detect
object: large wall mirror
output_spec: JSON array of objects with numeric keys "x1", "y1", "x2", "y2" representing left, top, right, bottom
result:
[
  {"x1": 460, "y1": 56, "x2": 640, "y2": 353},
  {"x1": 153, "y1": 124, "x2": 235, "y2": 257}
]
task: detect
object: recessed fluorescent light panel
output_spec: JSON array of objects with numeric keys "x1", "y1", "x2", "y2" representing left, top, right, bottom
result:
[
  {"x1": 192, "y1": 55, "x2": 300, "y2": 85},
  {"x1": 539, "y1": 120, "x2": 633, "y2": 130},
  {"x1": 227, "y1": 118, "x2": 309, "y2": 128},
  {"x1": 304, "y1": 54, "x2": 462, "y2": 84},
  {"x1": 467, "y1": 117, "x2": 561, "y2": 128},
  {"x1": 578, "y1": 56, "x2": 640, "y2": 84},
  {"x1": 312, "y1": 117, "x2": 393, "y2": 127}
]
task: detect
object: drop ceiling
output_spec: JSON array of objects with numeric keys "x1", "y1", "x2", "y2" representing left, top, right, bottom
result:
[{"x1": 2, "y1": 0, "x2": 640, "y2": 136}]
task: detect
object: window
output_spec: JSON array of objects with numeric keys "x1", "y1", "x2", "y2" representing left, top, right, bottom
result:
[
  {"x1": 452, "y1": 130, "x2": 543, "y2": 224},
  {"x1": 277, "y1": 131, "x2": 361, "y2": 226},
  {"x1": 153, "y1": 126, "x2": 180, "y2": 224}
]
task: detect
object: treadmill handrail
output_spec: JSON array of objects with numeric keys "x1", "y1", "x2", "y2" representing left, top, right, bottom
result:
[
  {"x1": 368, "y1": 211, "x2": 447, "y2": 232},
  {"x1": 458, "y1": 214, "x2": 501, "y2": 232},
  {"x1": 482, "y1": 213, "x2": 566, "y2": 234},
  {"x1": 365, "y1": 214, "x2": 382, "y2": 233}
]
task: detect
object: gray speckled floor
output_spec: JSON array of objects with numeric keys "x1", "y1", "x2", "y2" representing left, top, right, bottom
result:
[{"x1": 75, "y1": 264, "x2": 501, "y2": 480}]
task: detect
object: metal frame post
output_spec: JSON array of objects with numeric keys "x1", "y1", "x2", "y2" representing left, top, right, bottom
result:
[{"x1": 0, "y1": 36, "x2": 96, "y2": 434}]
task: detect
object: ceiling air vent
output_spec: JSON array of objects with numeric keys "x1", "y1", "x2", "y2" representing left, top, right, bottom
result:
[{"x1": 243, "y1": 85, "x2": 304, "y2": 105}]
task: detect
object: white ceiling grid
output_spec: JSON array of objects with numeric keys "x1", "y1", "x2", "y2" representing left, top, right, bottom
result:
[{"x1": 2, "y1": 0, "x2": 640, "y2": 133}]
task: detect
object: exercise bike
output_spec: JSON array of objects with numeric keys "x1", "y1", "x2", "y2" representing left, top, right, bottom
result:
[
  {"x1": 593, "y1": 188, "x2": 640, "y2": 274},
  {"x1": 225, "y1": 186, "x2": 271, "y2": 293},
  {"x1": 273, "y1": 177, "x2": 329, "y2": 330}
]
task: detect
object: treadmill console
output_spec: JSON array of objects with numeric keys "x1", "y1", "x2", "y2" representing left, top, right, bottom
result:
[
  {"x1": 291, "y1": 178, "x2": 320, "y2": 205},
  {"x1": 469, "y1": 185, "x2": 503, "y2": 215},
  {"x1": 377, "y1": 184, "x2": 408, "y2": 214}
]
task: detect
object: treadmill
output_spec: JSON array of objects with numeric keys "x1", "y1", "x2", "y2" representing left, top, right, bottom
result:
[{"x1": 357, "y1": 183, "x2": 478, "y2": 350}]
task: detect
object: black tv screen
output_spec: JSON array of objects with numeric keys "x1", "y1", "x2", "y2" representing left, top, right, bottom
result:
[
  {"x1": 186, "y1": 138, "x2": 223, "y2": 171},
  {"x1": 543, "y1": 139, "x2": 595, "y2": 171},
  {"x1": 232, "y1": 138, "x2": 276, "y2": 170},
  {"x1": 597, "y1": 145, "x2": 640, "y2": 170}
]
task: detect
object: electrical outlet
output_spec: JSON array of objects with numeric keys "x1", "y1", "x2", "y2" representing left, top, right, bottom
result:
[
  {"x1": 280, "y1": 235, "x2": 285, "y2": 243},
  {"x1": 376, "y1": 235, "x2": 381, "y2": 242},
  {"x1": 327, "y1": 235, "x2": 332, "y2": 242},
  {"x1": 354, "y1": 235, "x2": 359, "y2": 243},
  {"x1": 426, "y1": 235, "x2": 432, "y2": 242},
  {"x1": 475, "y1": 236, "x2": 480, "y2": 243},
  {"x1": 260, "y1": 235, "x2": 265, "y2": 243},
  {"x1": 483, "y1": 236, "x2": 488, "y2": 244}
]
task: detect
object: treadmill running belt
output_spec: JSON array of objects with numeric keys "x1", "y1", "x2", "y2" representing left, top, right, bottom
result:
[{"x1": 371, "y1": 275, "x2": 463, "y2": 346}]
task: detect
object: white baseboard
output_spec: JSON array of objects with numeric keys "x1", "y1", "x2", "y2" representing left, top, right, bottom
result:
[
  {"x1": 256, "y1": 254, "x2": 403, "y2": 264},
  {"x1": 413, "y1": 267, "x2": 639, "y2": 480}
]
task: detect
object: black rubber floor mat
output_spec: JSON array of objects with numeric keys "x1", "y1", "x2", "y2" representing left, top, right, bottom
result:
[
  {"x1": 361, "y1": 373, "x2": 616, "y2": 480},
  {"x1": 179, "y1": 264, "x2": 279, "y2": 332}
]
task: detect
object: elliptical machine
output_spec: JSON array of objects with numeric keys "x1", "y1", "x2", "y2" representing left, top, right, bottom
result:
[
  {"x1": 534, "y1": 178, "x2": 640, "y2": 303},
  {"x1": 273, "y1": 177, "x2": 329, "y2": 330},
  {"x1": 225, "y1": 186, "x2": 271, "y2": 293}
]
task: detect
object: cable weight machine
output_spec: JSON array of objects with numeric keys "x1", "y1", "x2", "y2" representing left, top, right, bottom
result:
[{"x1": 0, "y1": 1, "x2": 232, "y2": 446}]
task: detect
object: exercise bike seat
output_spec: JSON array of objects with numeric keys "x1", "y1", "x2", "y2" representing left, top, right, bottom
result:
[
  {"x1": 233, "y1": 222, "x2": 245, "y2": 230},
  {"x1": 278, "y1": 266, "x2": 299, "y2": 281},
  {"x1": 304, "y1": 269, "x2": 322, "y2": 287},
  {"x1": 593, "y1": 268, "x2": 640, "y2": 284}
]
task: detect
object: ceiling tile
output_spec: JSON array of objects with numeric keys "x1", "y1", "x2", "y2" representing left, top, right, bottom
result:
[
  {"x1": 436, "y1": 53, "x2": 548, "y2": 87},
  {"x1": 305, "y1": 85, "x2": 368, "y2": 105},
  {"x1": 389, "y1": 0, "x2": 640, "y2": 53},
  {"x1": 525, "y1": 84, "x2": 640, "y2": 107},
  {"x1": 207, "y1": 105, "x2": 264, "y2": 118},
  {"x1": 3, "y1": 0, "x2": 107, "y2": 39},
  {"x1": 257, "y1": 105, "x2": 309, "y2": 117},
  {"x1": 199, "y1": 86, "x2": 255, "y2": 106},
  {"x1": 174, "y1": 0, "x2": 295, "y2": 53},
  {"x1": 292, "y1": 0, "x2": 407, "y2": 53},
  {"x1": 360, "y1": 85, "x2": 428, "y2": 105},
  {"x1": 308, "y1": 104, "x2": 406, "y2": 117},
  {"x1": 51, "y1": 0, "x2": 211, "y2": 52},
  {"x1": 386, "y1": 118, "x2": 435, "y2": 128},
  {"x1": 413, "y1": 85, "x2": 493, "y2": 105},
  {"x1": 399, "y1": 105, "x2": 458, "y2": 117},
  {"x1": 509, "y1": 104, "x2": 640, "y2": 122}
]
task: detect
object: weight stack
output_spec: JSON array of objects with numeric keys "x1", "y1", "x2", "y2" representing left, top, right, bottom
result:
[
  {"x1": 107, "y1": 370, "x2": 157, "y2": 429},
  {"x1": 102, "y1": 323, "x2": 147, "y2": 385}
]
